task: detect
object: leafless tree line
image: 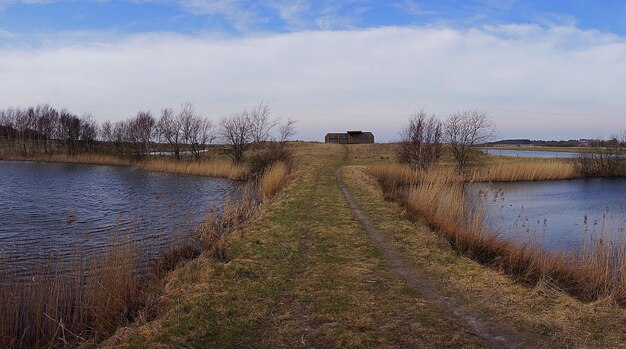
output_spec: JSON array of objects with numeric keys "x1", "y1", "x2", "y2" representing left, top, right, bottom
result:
[
  {"x1": 219, "y1": 102, "x2": 296, "y2": 163},
  {"x1": 397, "y1": 109, "x2": 495, "y2": 171},
  {"x1": 0, "y1": 102, "x2": 296, "y2": 162},
  {"x1": 0, "y1": 105, "x2": 98, "y2": 155}
]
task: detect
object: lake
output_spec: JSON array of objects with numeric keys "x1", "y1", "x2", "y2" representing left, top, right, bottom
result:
[
  {"x1": 470, "y1": 178, "x2": 626, "y2": 252},
  {"x1": 0, "y1": 160, "x2": 237, "y2": 275},
  {"x1": 481, "y1": 148, "x2": 580, "y2": 158}
]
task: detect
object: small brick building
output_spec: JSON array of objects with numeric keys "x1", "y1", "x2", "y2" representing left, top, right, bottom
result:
[{"x1": 325, "y1": 131, "x2": 374, "y2": 144}]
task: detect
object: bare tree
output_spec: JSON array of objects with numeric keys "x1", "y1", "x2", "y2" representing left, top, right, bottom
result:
[
  {"x1": 277, "y1": 118, "x2": 297, "y2": 144},
  {"x1": 396, "y1": 111, "x2": 443, "y2": 169},
  {"x1": 444, "y1": 110, "x2": 495, "y2": 172},
  {"x1": 35, "y1": 105, "x2": 58, "y2": 154},
  {"x1": 179, "y1": 103, "x2": 216, "y2": 159},
  {"x1": 14, "y1": 108, "x2": 36, "y2": 154},
  {"x1": 79, "y1": 113, "x2": 99, "y2": 153},
  {"x1": 57, "y1": 110, "x2": 82, "y2": 155},
  {"x1": 127, "y1": 110, "x2": 156, "y2": 158},
  {"x1": 249, "y1": 102, "x2": 278, "y2": 146},
  {"x1": 157, "y1": 107, "x2": 183, "y2": 159},
  {"x1": 220, "y1": 111, "x2": 252, "y2": 163},
  {"x1": 0, "y1": 108, "x2": 16, "y2": 146},
  {"x1": 112, "y1": 121, "x2": 129, "y2": 157}
]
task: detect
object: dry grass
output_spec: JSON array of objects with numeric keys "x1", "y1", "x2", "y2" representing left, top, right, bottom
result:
[
  {"x1": 0, "y1": 152, "x2": 291, "y2": 348},
  {"x1": 0, "y1": 151, "x2": 132, "y2": 167},
  {"x1": 0, "y1": 149, "x2": 248, "y2": 181},
  {"x1": 470, "y1": 159, "x2": 579, "y2": 182},
  {"x1": 369, "y1": 158, "x2": 580, "y2": 187},
  {"x1": 257, "y1": 161, "x2": 290, "y2": 201},
  {"x1": 0, "y1": 240, "x2": 141, "y2": 349},
  {"x1": 368, "y1": 164, "x2": 626, "y2": 306},
  {"x1": 136, "y1": 158, "x2": 247, "y2": 181},
  {"x1": 196, "y1": 161, "x2": 291, "y2": 260}
]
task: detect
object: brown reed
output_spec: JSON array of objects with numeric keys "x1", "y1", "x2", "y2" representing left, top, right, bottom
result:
[{"x1": 368, "y1": 164, "x2": 626, "y2": 306}]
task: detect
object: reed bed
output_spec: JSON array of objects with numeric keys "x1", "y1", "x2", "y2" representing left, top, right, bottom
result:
[
  {"x1": 136, "y1": 158, "x2": 247, "y2": 181},
  {"x1": 470, "y1": 159, "x2": 579, "y2": 182},
  {"x1": 369, "y1": 158, "x2": 580, "y2": 187},
  {"x1": 0, "y1": 151, "x2": 132, "y2": 167},
  {"x1": 0, "y1": 149, "x2": 248, "y2": 181},
  {"x1": 0, "y1": 158, "x2": 292, "y2": 348},
  {"x1": 0, "y1": 241, "x2": 141, "y2": 349},
  {"x1": 369, "y1": 164, "x2": 626, "y2": 306}
]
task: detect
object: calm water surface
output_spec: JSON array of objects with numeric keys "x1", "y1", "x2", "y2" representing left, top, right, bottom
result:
[
  {"x1": 481, "y1": 148, "x2": 580, "y2": 158},
  {"x1": 470, "y1": 178, "x2": 626, "y2": 251},
  {"x1": 0, "y1": 160, "x2": 237, "y2": 274}
]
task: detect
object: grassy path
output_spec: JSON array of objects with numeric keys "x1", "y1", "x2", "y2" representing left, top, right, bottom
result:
[
  {"x1": 106, "y1": 142, "x2": 626, "y2": 348},
  {"x1": 336, "y1": 167, "x2": 528, "y2": 348}
]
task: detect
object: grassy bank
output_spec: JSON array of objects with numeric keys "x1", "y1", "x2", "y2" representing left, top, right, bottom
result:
[
  {"x1": 341, "y1": 158, "x2": 626, "y2": 348},
  {"x1": 0, "y1": 150, "x2": 247, "y2": 181},
  {"x1": 368, "y1": 156, "x2": 626, "y2": 306},
  {"x1": 0, "y1": 156, "x2": 290, "y2": 348},
  {"x1": 100, "y1": 143, "x2": 625, "y2": 348}
]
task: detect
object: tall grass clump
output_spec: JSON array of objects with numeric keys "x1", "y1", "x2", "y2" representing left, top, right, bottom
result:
[
  {"x1": 368, "y1": 165, "x2": 626, "y2": 306},
  {"x1": 257, "y1": 161, "x2": 289, "y2": 201}
]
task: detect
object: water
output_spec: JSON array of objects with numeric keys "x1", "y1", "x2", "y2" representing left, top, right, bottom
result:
[
  {"x1": 481, "y1": 148, "x2": 580, "y2": 158},
  {"x1": 470, "y1": 178, "x2": 626, "y2": 252},
  {"x1": 0, "y1": 160, "x2": 237, "y2": 275}
]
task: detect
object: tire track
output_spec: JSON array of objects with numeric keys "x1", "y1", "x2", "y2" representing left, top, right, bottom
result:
[{"x1": 336, "y1": 167, "x2": 529, "y2": 349}]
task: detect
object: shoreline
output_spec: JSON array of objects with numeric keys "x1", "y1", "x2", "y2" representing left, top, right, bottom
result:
[{"x1": 0, "y1": 152, "x2": 248, "y2": 181}]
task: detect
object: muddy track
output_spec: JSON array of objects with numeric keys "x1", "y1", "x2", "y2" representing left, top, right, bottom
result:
[{"x1": 336, "y1": 167, "x2": 530, "y2": 349}]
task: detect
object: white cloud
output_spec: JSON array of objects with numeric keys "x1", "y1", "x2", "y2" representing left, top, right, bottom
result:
[
  {"x1": 394, "y1": 0, "x2": 438, "y2": 17},
  {"x1": 266, "y1": 0, "x2": 309, "y2": 28},
  {"x1": 1, "y1": 25, "x2": 626, "y2": 141}
]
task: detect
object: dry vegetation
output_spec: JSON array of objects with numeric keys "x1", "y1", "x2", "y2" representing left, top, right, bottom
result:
[
  {"x1": 98, "y1": 142, "x2": 625, "y2": 349},
  {"x1": 136, "y1": 158, "x2": 247, "y2": 181},
  {"x1": 0, "y1": 149, "x2": 247, "y2": 181},
  {"x1": 368, "y1": 159, "x2": 626, "y2": 306},
  {"x1": 470, "y1": 158, "x2": 579, "y2": 182},
  {"x1": 0, "y1": 150, "x2": 132, "y2": 167},
  {"x1": 0, "y1": 241, "x2": 141, "y2": 349},
  {"x1": 0, "y1": 153, "x2": 292, "y2": 348}
]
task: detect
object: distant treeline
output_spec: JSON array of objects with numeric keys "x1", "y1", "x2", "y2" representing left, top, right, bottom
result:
[
  {"x1": 0, "y1": 103, "x2": 214, "y2": 159},
  {"x1": 484, "y1": 139, "x2": 593, "y2": 147},
  {"x1": 0, "y1": 102, "x2": 296, "y2": 162}
]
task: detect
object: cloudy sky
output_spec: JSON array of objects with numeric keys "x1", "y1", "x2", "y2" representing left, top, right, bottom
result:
[{"x1": 1, "y1": 0, "x2": 626, "y2": 141}]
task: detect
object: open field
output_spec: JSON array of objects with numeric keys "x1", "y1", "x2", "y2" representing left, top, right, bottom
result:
[{"x1": 99, "y1": 142, "x2": 625, "y2": 348}]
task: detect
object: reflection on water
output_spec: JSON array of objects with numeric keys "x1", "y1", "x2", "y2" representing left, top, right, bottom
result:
[
  {"x1": 469, "y1": 178, "x2": 626, "y2": 251},
  {"x1": 0, "y1": 160, "x2": 237, "y2": 275}
]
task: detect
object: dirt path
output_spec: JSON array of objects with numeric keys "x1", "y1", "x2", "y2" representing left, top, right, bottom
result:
[{"x1": 336, "y1": 167, "x2": 529, "y2": 349}]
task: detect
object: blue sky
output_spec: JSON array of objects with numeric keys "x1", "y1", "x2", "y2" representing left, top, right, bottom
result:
[
  {"x1": 1, "y1": 1, "x2": 626, "y2": 141},
  {"x1": 3, "y1": 1, "x2": 626, "y2": 37}
]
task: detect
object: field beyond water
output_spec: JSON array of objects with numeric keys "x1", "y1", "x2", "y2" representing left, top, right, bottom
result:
[{"x1": 94, "y1": 143, "x2": 625, "y2": 348}]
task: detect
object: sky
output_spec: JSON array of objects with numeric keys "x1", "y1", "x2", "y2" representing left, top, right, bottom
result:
[{"x1": 1, "y1": 1, "x2": 626, "y2": 141}]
